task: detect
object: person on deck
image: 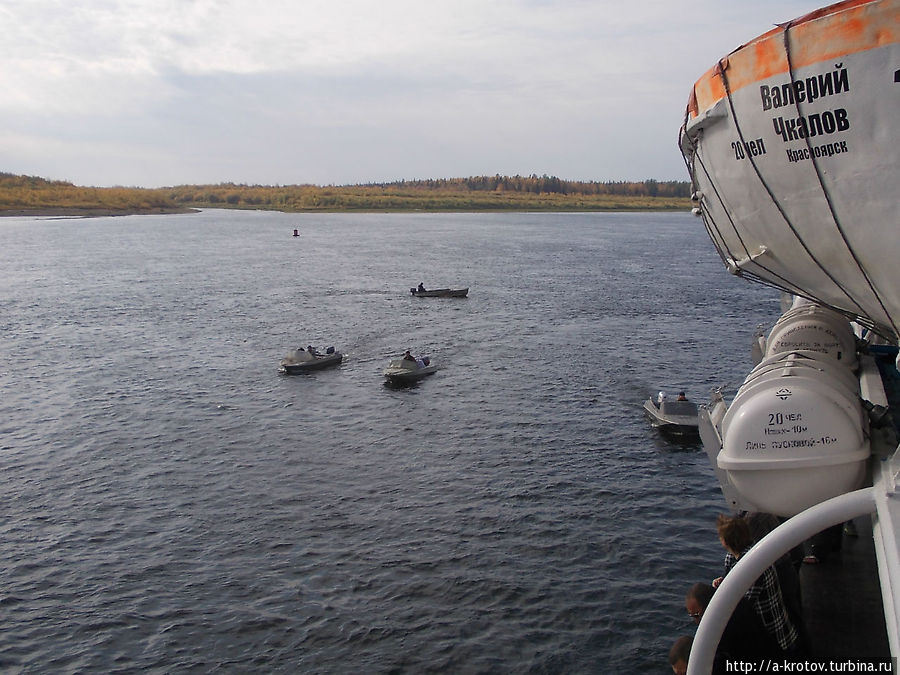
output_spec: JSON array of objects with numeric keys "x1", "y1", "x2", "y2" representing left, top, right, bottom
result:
[
  {"x1": 713, "y1": 514, "x2": 802, "y2": 659},
  {"x1": 417, "y1": 283, "x2": 426, "y2": 293},
  {"x1": 403, "y1": 350, "x2": 416, "y2": 362},
  {"x1": 677, "y1": 391, "x2": 688, "y2": 401},
  {"x1": 685, "y1": 582, "x2": 781, "y2": 668},
  {"x1": 744, "y1": 512, "x2": 810, "y2": 655},
  {"x1": 668, "y1": 635, "x2": 692, "y2": 675}
]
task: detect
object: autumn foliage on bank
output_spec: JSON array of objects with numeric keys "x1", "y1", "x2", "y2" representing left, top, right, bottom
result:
[{"x1": 0, "y1": 172, "x2": 691, "y2": 213}]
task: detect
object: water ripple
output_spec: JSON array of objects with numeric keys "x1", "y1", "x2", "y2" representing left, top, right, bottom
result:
[{"x1": 0, "y1": 211, "x2": 775, "y2": 672}]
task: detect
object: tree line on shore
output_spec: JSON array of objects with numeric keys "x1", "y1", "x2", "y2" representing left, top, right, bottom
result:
[
  {"x1": 0, "y1": 171, "x2": 691, "y2": 214},
  {"x1": 357, "y1": 175, "x2": 689, "y2": 198}
]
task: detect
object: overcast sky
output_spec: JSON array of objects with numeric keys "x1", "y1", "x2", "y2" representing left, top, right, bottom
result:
[{"x1": 2, "y1": 0, "x2": 828, "y2": 188}]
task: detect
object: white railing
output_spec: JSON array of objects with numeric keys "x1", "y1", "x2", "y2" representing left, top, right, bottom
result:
[{"x1": 687, "y1": 488, "x2": 877, "y2": 674}]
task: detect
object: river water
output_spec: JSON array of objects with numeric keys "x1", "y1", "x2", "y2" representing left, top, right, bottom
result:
[{"x1": 0, "y1": 209, "x2": 777, "y2": 672}]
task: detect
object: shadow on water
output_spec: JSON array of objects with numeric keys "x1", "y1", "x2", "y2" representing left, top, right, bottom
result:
[
  {"x1": 658, "y1": 433, "x2": 703, "y2": 452},
  {"x1": 277, "y1": 364, "x2": 345, "y2": 377},
  {"x1": 651, "y1": 428, "x2": 703, "y2": 452},
  {"x1": 382, "y1": 378, "x2": 432, "y2": 391}
]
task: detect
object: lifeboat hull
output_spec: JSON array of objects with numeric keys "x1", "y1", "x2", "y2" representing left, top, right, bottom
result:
[{"x1": 681, "y1": 0, "x2": 900, "y2": 340}]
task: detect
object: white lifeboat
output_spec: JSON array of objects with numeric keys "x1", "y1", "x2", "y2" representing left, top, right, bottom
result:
[{"x1": 680, "y1": 0, "x2": 900, "y2": 343}]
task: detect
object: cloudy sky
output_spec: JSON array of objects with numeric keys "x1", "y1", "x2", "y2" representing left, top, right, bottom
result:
[{"x1": 2, "y1": 0, "x2": 827, "y2": 188}]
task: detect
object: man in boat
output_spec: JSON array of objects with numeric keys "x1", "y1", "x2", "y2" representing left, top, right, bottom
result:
[
  {"x1": 417, "y1": 283, "x2": 426, "y2": 293},
  {"x1": 677, "y1": 391, "x2": 688, "y2": 401},
  {"x1": 307, "y1": 345, "x2": 319, "y2": 356},
  {"x1": 403, "y1": 350, "x2": 416, "y2": 362}
]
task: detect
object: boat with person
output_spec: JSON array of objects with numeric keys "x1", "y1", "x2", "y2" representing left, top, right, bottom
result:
[
  {"x1": 679, "y1": 0, "x2": 899, "y2": 670},
  {"x1": 642, "y1": 392, "x2": 699, "y2": 436},
  {"x1": 383, "y1": 352, "x2": 437, "y2": 383},
  {"x1": 410, "y1": 285, "x2": 468, "y2": 298},
  {"x1": 279, "y1": 346, "x2": 343, "y2": 373}
]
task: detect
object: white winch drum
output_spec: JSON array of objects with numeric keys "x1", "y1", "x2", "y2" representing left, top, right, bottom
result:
[
  {"x1": 764, "y1": 304, "x2": 857, "y2": 370},
  {"x1": 718, "y1": 351, "x2": 869, "y2": 517}
]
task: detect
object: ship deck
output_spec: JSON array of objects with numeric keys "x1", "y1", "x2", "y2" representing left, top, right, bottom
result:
[
  {"x1": 801, "y1": 513, "x2": 891, "y2": 660},
  {"x1": 802, "y1": 345, "x2": 899, "y2": 661}
]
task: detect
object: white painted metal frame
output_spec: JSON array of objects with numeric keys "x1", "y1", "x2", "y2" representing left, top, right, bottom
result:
[{"x1": 686, "y1": 485, "x2": 900, "y2": 673}]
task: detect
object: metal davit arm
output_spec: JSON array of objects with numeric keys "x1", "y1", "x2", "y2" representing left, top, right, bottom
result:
[{"x1": 687, "y1": 488, "x2": 877, "y2": 675}]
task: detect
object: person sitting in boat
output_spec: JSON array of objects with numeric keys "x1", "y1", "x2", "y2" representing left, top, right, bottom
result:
[
  {"x1": 307, "y1": 345, "x2": 319, "y2": 356},
  {"x1": 403, "y1": 350, "x2": 416, "y2": 362},
  {"x1": 677, "y1": 391, "x2": 688, "y2": 401},
  {"x1": 417, "y1": 283, "x2": 426, "y2": 293}
]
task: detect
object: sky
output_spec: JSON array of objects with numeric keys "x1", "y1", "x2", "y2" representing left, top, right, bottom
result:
[{"x1": 2, "y1": 0, "x2": 830, "y2": 188}]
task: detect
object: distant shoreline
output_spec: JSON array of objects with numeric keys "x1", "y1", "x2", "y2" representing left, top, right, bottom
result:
[
  {"x1": 1, "y1": 204, "x2": 690, "y2": 218},
  {"x1": 1, "y1": 172, "x2": 691, "y2": 216},
  {"x1": 0, "y1": 207, "x2": 199, "y2": 218}
]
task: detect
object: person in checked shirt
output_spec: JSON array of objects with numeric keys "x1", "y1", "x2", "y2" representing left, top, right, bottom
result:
[{"x1": 712, "y1": 514, "x2": 804, "y2": 660}]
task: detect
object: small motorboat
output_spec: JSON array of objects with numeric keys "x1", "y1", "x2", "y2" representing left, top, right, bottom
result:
[
  {"x1": 410, "y1": 287, "x2": 468, "y2": 298},
  {"x1": 383, "y1": 355, "x2": 437, "y2": 383},
  {"x1": 643, "y1": 393, "x2": 699, "y2": 435},
  {"x1": 280, "y1": 347, "x2": 343, "y2": 373}
]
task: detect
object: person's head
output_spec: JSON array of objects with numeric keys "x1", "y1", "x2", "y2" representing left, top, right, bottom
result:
[
  {"x1": 668, "y1": 635, "x2": 692, "y2": 675},
  {"x1": 685, "y1": 582, "x2": 715, "y2": 624},
  {"x1": 717, "y1": 514, "x2": 754, "y2": 556}
]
